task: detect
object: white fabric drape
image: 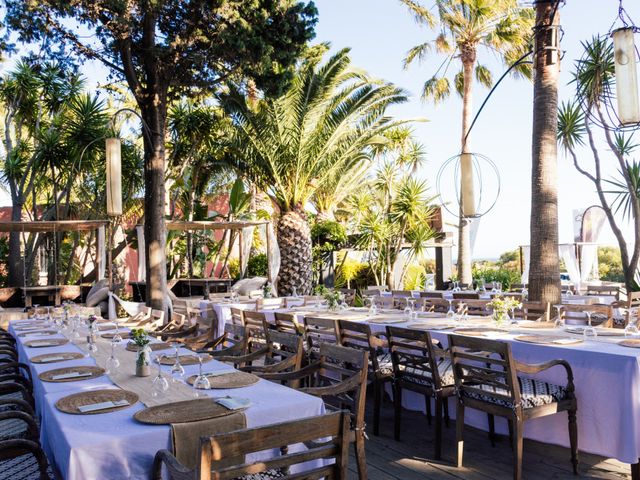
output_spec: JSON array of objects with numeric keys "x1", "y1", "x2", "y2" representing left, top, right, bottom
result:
[
  {"x1": 136, "y1": 225, "x2": 146, "y2": 282},
  {"x1": 392, "y1": 250, "x2": 409, "y2": 290},
  {"x1": 559, "y1": 245, "x2": 581, "y2": 285},
  {"x1": 240, "y1": 226, "x2": 254, "y2": 277},
  {"x1": 97, "y1": 226, "x2": 106, "y2": 281},
  {"x1": 108, "y1": 292, "x2": 147, "y2": 320},
  {"x1": 266, "y1": 224, "x2": 280, "y2": 295},
  {"x1": 520, "y1": 246, "x2": 530, "y2": 284},
  {"x1": 580, "y1": 244, "x2": 598, "y2": 282}
]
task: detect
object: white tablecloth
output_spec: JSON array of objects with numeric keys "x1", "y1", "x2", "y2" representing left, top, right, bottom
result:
[{"x1": 9, "y1": 321, "x2": 325, "y2": 480}]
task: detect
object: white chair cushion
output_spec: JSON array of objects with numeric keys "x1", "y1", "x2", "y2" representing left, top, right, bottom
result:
[{"x1": 233, "y1": 277, "x2": 268, "y2": 296}]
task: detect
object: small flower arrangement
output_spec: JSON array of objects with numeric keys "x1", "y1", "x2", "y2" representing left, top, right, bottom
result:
[
  {"x1": 323, "y1": 289, "x2": 342, "y2": 311},
  {"x1": 262, "y1": 282, "x2": 273, "y2": 298},
  {"x1": 487, "y1": 296, "x2": 522, "y2": 325},
  {"x1": 131, "y1": 329, "x2": 151, "y2": 373},
  {"x1": 314, "y1": 285, "x2": 328, "y2": 296},
  {"x1": 131, "y1": 328, "x2": 150, "y2": 348},
  {"x1": 88, "y1": 314, "x2": 98, "y2": 327}
]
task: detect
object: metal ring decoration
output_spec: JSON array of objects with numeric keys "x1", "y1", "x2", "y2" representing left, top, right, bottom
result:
[{"x1": 435, "y1": 152, "x2": 501, "y2": 219}]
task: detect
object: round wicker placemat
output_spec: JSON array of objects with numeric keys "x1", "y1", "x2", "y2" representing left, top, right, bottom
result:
[
  {"x1": 39, "y1": 366, "x2": 105, "y2": 383},
  {"x1": 56, "y1": 389, "x2": 138, "y2": 415},
  {"x1": 407, "y1": 323, "x2": 454, "y2": 331},
  {"x1": 515, "y1": 335, "x2": 583, "y2": 345},
  {"x1": 133, "y1": 398, "x2": 240, "y2": 424},
  {"x1": 31, "y1": 352, "x2": 85, "y2": 364},
  {"x1": 619, "y1": 339, "x2": 640, "y2": 348},
  {"x1": 18, "y1": 330, "x2": 57, "y2": 337},
  {"x1": 101, "y1": 332, "x2": 131, "y2": 340},
  {"x1": 453, "y1": 327, "x2": 509, "y2": 336},
  {"x1": 517, "y1": 321, "x2": 556, "y2": 329},
  {"x1": 24, "y1": 338, "x2": 69, "y2": 348},
  {"x1": 125, "y1": 342, "x2": 171, "y2": 352},
  {"x1": 368, "y1": 317, "x2": 407, "y2": 324},
  {"x1": 186, "y1": 371, "x2": 259, "y2": 389},
  {"x1": 14, "y1": 324, "x2": 51, "y2": 332},
  {"x1": 157, "y1": 354, "x2": 211, "y2": 366}
]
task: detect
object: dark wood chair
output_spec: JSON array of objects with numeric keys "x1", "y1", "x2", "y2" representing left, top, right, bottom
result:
[
  {"x1": 448, "y1": 335, "x2": 578, "y2": 480},
  {"x1": 304, "y1": 316, "x2": 340, "y2": 362},
  {"x1": 386, "y1": 326, "x2": 455, "y2": 460},
  {"x1": 512, "y1": 301, "x2": 550, "y2": 322},
  {"x1": 586, "y1": 284, "x2": 620, "y2": 300},
  {"x1": 560, "y1": 303, "x2": 614, "y2": 327},
  {"x1": 152, "y1": 411, "x2": 351, "y2": 480},
  {"x1": 229, "y1": 307, "x2": 245, "y2": 327},
  {"x1": 260, "y1": 343, "x2": 369, "y2": 480},
  {"x1": 452, "y1": 292, "x2": 480, "y2": 300},
  {"x1": 338, "y1": 320, "x2": 392, "y2": 437},
  {"x1": 195, "y1": 324, "x2": 248, "y2": 358},
  {"x1": 338, "y1": 288, "x2": 356, "y2": 306},
  {"x1": 272, "y1": 312, "x2": 303, "y2": 336},
  {"x1": 420, "y1": 291, "x2": 444, "y2": 299}
]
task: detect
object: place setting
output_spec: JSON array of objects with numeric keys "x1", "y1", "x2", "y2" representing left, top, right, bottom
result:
[
  {"x1": 133, "y1": 396, "x2": 250, "y2": 425},
  {"x1": 31, "y1": 352, "x2": 86, "y2": 364},
  {"x1": 39, "y1": 365, "x2": 106, "y2": 383},
  {"x1": 55, "y1": 389, "x2": 140, "y2": 415},
  {"x1": 24, "y1": 338, "x2": 69, "y2": 348}
]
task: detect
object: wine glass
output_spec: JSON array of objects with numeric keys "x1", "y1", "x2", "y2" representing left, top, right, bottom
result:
[
  {"x1": 553, "y1": 305, "x2": 565, "y2": 328},
  {"x1": 479, "y1": 279, "x2": 486, "y2": 294},
  {"x1": 33, "y1": 304, "x2": 41, "y2": 321},
  {"x1": 105, "y1": 342, "x2": 120, "y2": 374},
  {"x1": 111, "y1": 322, "x2": 123, "y2": 345},
  {"x1": 624, "y1": 310, "x2": 640, "y2": 337},
  {"x1": 291, "y1": 286, "x2": 298, "y2": 299},
  {"x1": 192, "y1": 354, "x2": 211, "y2": 396},
  {"x1": 583, "y1": 311, "x2": 597, "y2": 338},
  {"x1": 521, "y1": 288, "x2": 529, "y2": 301},
  {"x1": 446, "y1": 299, "x2": 455, "y2": 319},
  {"x1": 403, "y1": 299, "x2": 413, "y2": 319},
  {"x1": 509, "y1": 306, "x2": 518, "y2": 325},
  {"x1": 151, "y1": 355, "x2": 170, "y2": 399},
  {"x1": 169, "y1": 342, "x2": 185, "y2": 382},
  {"x1": 367, "y1": 296, "x2": 378, "y2": 316},
  {"x1": 455, "y1": 302, "x2": 466, "y2": 324}
]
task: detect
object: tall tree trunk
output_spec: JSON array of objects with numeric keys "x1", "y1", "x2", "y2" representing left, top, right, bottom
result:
[
  {"x1": 7, "y1": 191, "x2": 24, "y2": 287},
  {"x1": 529, "y1": 1, "x2": 561, "y2": 304},
  {"x1": 141, "y1": 100, "x2": 169, "y2": 312},
  {"x1": 277, "y1": 208, "x2": 312, "y2": 295},
  {"x1": 457, "y1": 52, "x2": 476, "y2": 285}
]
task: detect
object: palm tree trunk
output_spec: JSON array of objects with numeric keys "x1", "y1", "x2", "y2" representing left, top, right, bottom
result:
[
  {"x1": 529, "y1": 1, "x2": 561, "y2": 304},
  {"x1": 277, "y1": 208, "x2": 313, "y2": 295},
  {"x1": 457, "y1": 54, "x2": 476, "y2": 285}
]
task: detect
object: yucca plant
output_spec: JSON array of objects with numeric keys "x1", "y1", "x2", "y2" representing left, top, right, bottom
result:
[{"x1": 221, "y1": 47, "x2": 409, "y2": 295}]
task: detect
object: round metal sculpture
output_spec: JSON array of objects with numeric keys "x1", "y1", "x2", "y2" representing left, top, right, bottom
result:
[
  {"x1": 574, "y1": 2, "x2": 640, "y2": 132},
  {"x1": 436, "y1": 152, "x2": 501, "y2": 219}
]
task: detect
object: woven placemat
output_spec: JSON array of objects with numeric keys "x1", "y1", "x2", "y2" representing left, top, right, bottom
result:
[
  {"x1": 24, "y1": 338, "x2": 69, "y2": 348},
  {"x1": 407, "y1": 323, "x2": 454, "y2": 331},
  {"x1": 453, "y1": 327, "x2": 509, "y2": 336},
  {"x1": 14, "y1": 324, "x2": 51, "y2": 331},
  {"x1": 133, "y1": 398, "x2": 240, "y2": 424},
  {"x1": 368, "y1": 317, "x2": 407, "y2": 324},
  {"x1": 17, "y1": 330, "x2": 58, "y2": 337},
  {"x1": 186, "y1": 371, "x2": 259, "y2": 389},
  {"x1": 619, "y1": 339, "x2": 640, "y2": 348},
  {"x1": 517, "y1": 321, "x2": 556, "y2": 329},
  {"x1": 101, "y1": 332, "x2": 131, "y2": 340},
  {"x1": 39, "y1": 366, "x2": 105, "y2": 383},
  {"x1": 31, "y1": 352, "x2": 86, "y2": 364},
  {"x1": 125, "y1": 342, "x2": 171, "y2": 352},
  {"x1": 514, "y1": 335, "x2": 583, "y2": 345},
  {"x1": 157, "y1": 354, "x2": 212, "y2": 366},
  {"x1": 56, "y1": 389, "x2": 138, "y2": 415}
]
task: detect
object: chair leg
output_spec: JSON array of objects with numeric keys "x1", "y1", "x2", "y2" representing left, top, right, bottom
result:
[
  {"x1": 355, "y1": 428, "x2": 368, "y2": 480},
  {"x1": 425, "y1": 394, "x2": 432, "y2": 426},
  {"x1": 394, "y1": 382, "x2": 402, "y2": 441},
  {"x1": 373, "y1": 380, "x2": 381, "y2": 436},
  {"x1": 508, "y1": 419, "x2": 514, "y2": 451},
  {"x1": 512, "y1": 418, "x2": 523, "y2": 480},
  {"x1": 443, "y1": 398, "x2": 450, "y2": 428},
  {"x1": 435, "y1": 395, "x2": 443, "y2": 460},
  {"x1": 487, "y1": 413, "x2": 496, "y2": 447},
  {"x1": 568, "y1": 408, "x2": 579, "y2": 475},
  {"x1": 456, "y1": 402, "x2": 465, "y2": 468}
]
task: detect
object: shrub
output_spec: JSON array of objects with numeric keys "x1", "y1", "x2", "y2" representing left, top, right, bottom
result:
[
  {"x1": 335, "y1": 258, "x2": 376, "y2": 290},
  {"x1": 404, "y1": 263, "x2": 426, "y2": 290},
  {"x1": 472, "y1": 265, "x2": 520, "y2": 290},
  {"x1": 598, "y1": 246, "x2": 624, "y2": 283},
  {"x1": 247, "y1": 253, "x2": 268, "y2": 277}
]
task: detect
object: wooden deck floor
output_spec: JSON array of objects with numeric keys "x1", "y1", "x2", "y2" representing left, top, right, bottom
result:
[{"x1": 348, "y1": 397, "x2": 631, "y2": 479}]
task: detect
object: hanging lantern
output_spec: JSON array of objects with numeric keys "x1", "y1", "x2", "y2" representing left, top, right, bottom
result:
[
  {"x1": 460, "y1": 152, "x2": 476, "y2": 217},
  {"x1": 612, "y1": 28, "x2": 640, "y2": 125},
  {"x1": 105, "y1": 138, "x2": 122, "y2": 216}
]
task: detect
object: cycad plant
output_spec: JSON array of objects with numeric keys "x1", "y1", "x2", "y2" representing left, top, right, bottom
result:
[
  {"x1": 398, "y1": 0, "x2": 534, "y2": 284},
  {"x1": 222, "y1": 47, "x2": 409, "y2": 295}
]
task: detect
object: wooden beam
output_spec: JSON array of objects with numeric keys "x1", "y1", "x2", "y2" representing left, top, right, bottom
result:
[
  {"x1": 0, "y1": 220, "x2": 110, "y2": 232},
  {"x1": 165, "y1": 220, "x2": 269, "y2": 231}
]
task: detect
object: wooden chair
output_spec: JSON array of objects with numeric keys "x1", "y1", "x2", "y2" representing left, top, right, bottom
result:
[
  {"x1": 338, "y1": 320, "x2": 392, "y2": 437},
  {"x1": 586, "y1": 284, "x2": 620, "y2": 300},
  {"x1": 304, "y1": 316, "x2": 340, "y2": 362},
  {"x1": 512, "y1": 302, "x2": 550, "y2": 322},
  {"x1": 509, "y1": 283, "x2": 527, "y2": 292},
  {"x1": 338, "y1": 288, "x2": 356, "y2": 306},
  {"x1": 560, "y1": 303, "x2": 614, "y2": 327},
  {"x1": 195, "y1": 324, "x2": 248, "y2": 358},
  {"x1": 614, "y1": 291, "x2": 640, "y2": 327},
  {"x1": 303, "y1": 295, "x2": 323, "y2": 306},
  {"x1": 260, "y1": 343, "x2": 369, "y2": 480},
  {"x1": 272, "y1": 312, "x2": 303, "y2": 336},
  {"x1": 366, "y1": 285, "x2": 388, "y2": 292},
  {"x1": 460, "y1": 299, "x2": 490, "y2": 315},
  {"x1": 241, "y1": 310, "x2": 268, "y2": 348},
  {"x1": 152, "y1": 411, "x2": 351, "y2": 480},
  {"x1": 387, "y1": 326, "x2": 455, "y2": 460},
  {"x1": 391, "y1": 290, "x2": 412, "y2": 298},
  {"x1": 229, "y1": 307, "x2": 245, "y2": 327},
  {"x1": 452, "y1": 292, "x2": 480, "y2": 300},
  {"x1": 420, "y1": 291, "x2": 444, "y2": 299},
  {"x1": 256, "y1": 297, "x2": 284, "y2": 310},
  {"x1": 448, "y1": 335, "x2": 578, "y2": 480}
]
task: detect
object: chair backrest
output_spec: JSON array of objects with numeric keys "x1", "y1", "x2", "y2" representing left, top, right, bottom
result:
[
  {"x1": 221, "y1": 324, "x2": 248, "y2": 354},
  {"x1": 419, "y1": 291, "x2": 444, "y2": 299},
  {"x1": 391, "y1": 290, "x2": 412, "y2": 298},
  {"x1": 272, "y1": 312, "x2": 303, "y2": 335},
  {"x1": 304, "y1": 316, "x2": 340, "y2": 359},
  {"x1": 453, "y1": 292, "x2": 480, "y2": 300},
  {"x1": 337, "y1": 320, "x2": 385, "y2": 374},
  {"x1": 256, "y1": 297, "x2": 284, "y2": 310},
  {"x1": 197, "y1": 411, "x2": 350, "y2": 480},
  {"x1": 150, "y1": 309, "x2": 165, "y2": 328},
  {"x1": 367, "y1": 285, "x2": 387, "y2": 292},
  {"x1": 263, "y1": 330, "x2": 304, "y2": 373},
  {"x1": 229, "y1": 307, "x2": 245, "y2": 327},
  {"x1": 242, "y1": 310, "x2": 267, "y2": 338},
  {"x1": 561, "y1": 303, "x2": 613, "y2": 327},
  {"x1": 510, "y1": 283, "x2": 527, "y2": 292},
  {"x1": 386, "y1": 326, "x2": 450, "y2": 389},
  {"x1": 422, "y1": 298, "x2": 451, "y2": 313},
  {"x1": 303, "y1": 295, "x2": 323, "y2": 306},
  {"x1": 460, "y1": 299, "x2": 490, "y2": 314},
  {"x1": 377, "y1": 295, "x2": 394, "y2": 308},
  {"x1": 362, "y1": 289, "x2": 382, "y2": 297},
  {"x1": 586, "y1": 284, "x2": 620, "y2": 299},
  {"x1": 448, "y1": 335, "x2": 521, "y2": 411},
  {"x1": 512, "y1": 301, "x2": 550, "y2": 321},
  {"x1": 627, "y1": 291, "x2": 640, "y2": 309},
  {"x1": 337, "y1": 288, "x2": 356, "y2": 306}
]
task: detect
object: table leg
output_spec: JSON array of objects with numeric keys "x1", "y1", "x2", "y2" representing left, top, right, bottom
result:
[
  {"x1": 25, "y1": 294, "x2": 32, "y2": 308},
  {"x1": 55, "y1": 291, "x2": 61, "y2": 306},
  {"x1": 632, "y1": 461, "x2": 639, "y2": 480}
]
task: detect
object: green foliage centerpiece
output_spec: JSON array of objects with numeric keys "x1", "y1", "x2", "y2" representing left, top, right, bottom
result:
[
  {"x1": 131, "y1": 329, "x2": 151, "y2": 377},
  {"x1": 487, "y1": 296, "x2": 522, "y2": 327}
]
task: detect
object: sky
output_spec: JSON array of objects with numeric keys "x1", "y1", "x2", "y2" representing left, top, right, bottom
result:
[{"x1": 1, "y1": 0, "x2": 640, "y2": 260}]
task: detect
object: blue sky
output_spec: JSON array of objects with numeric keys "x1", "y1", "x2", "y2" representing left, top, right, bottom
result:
[{"x1": 1, "y1": 1, "x2": 639, "y2": 259}]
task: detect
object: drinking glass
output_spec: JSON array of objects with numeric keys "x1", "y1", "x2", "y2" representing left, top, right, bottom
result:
[
  {"x1": 192, "y1": 354, "x2": 211, "y2": 396},
  {"x1": 111, "y1": 322, "x2": 123, "y2": 345},
  {"x1": 583, "y1": 311, "x2": 597, "y2": 338},
  {"x1": 479, "y1": 279, "x2": 486, "y2": 294},
  {"x1": 496, "y1": 282, "x2": 503, "y2": 294},
  {"x1": 367, "y1": 296, "x2": 378, "y2": 316},
  {"x1": 509, "y1": 307, "x2": 518, "y2": 325},
  {"x1": 291, "y1": 286, "x2": 298, "y2": 299},
  {"x1": 403, "y1": 299, "x2": 413, "y2": 319},
  {"x1": 33, "y1": 304, "x2": 41, "y2": 321},
  {"x1": 230, "y1": 288, "x2": 239, "y2": 303},
  {"x1": 151, "y1": 355, "x2": 170, "y2": 399},
  {"x1": 521, "y1": 288, "x2": 529, "y2": 301},
  {"x1": 491, "y1": 282, "x2": 497, "y2": 294},
  {"x1": 553, "y1": 305, "x2": 564, "y2": 328},
  {"x1": 446, "y1": 299, "x2": 455, "y2": 319},
  {"x1": 105, "y1": 342, "x2": 120, "y2": 374},
  {"x1": 170, "y1": 342, "x2": 185, "y2": 382},
  {"x1": 624, "y1": 310, "x2": 640, "y2": 337},
  {"x1": 455, "y1": 303, "x2": 466, "y2": 324}
]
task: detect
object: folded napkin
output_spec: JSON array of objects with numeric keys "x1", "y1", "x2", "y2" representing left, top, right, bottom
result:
[{"x1": 172, "y1": 411, "x2": 246, "y2": 469}]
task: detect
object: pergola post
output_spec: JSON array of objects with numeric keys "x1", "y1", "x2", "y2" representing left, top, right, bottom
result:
[
  {"x1": 435, "y1": 232, "x2": 454, "y2": 290},
  {"x1": 238, "y1": 228, "x2": 244, "y2": 280}
]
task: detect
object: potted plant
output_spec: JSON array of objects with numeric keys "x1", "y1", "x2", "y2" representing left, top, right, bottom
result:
[{"x1": 131, "y1": 328, "x2": 152, "y2": 377}]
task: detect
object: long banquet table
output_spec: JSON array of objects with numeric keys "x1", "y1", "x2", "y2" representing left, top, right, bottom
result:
[
  {"x1": 253, "y1": 305, "x2": 640, "y2": 467},
  {"x1": 8, "y1": 319, "x2": 325, "y2": 480}
]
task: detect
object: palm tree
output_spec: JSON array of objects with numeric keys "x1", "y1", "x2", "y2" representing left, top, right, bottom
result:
[
  {"x1": 221, "y1": 47, "x2": 409, "y2": 295},
  {"x1": 399, "y1": 0, "x2": 534, "y2": 284}
]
